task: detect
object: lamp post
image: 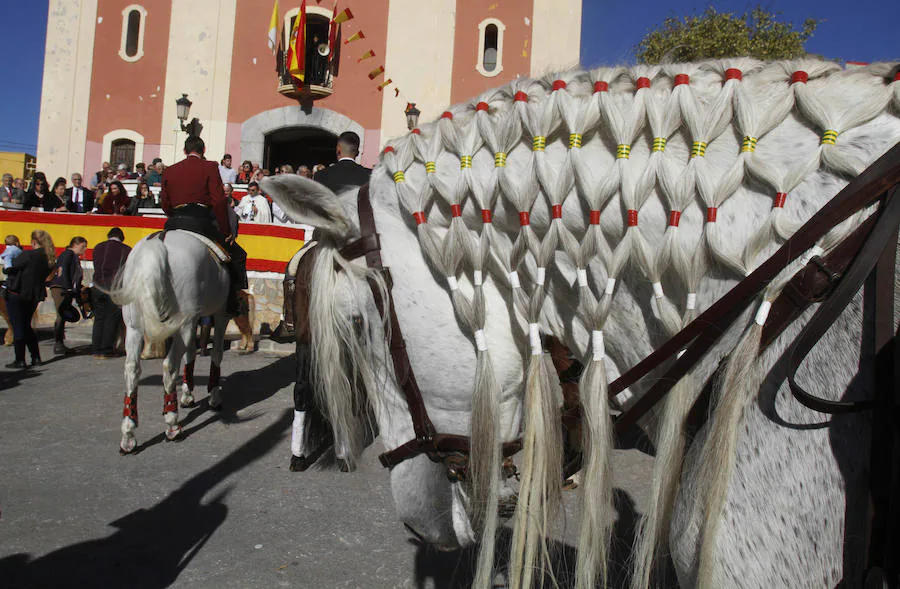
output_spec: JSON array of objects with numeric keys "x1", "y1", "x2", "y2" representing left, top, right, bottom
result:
[
  {"x1": 404, "y1": 102, "x2": 421, "y2": 131},
  {"x1": 176, "y1": 93, "x2": 202, "y2": 137}
]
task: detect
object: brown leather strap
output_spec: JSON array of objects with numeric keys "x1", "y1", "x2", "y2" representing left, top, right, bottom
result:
[
  {"x1": 340, "y1": 184, "x2": 438, "y2": 456},
  {"x1": 787, "y1": 186, "x2": 900, "y2": 413},
  {"x1": 612, "y1": 141, "x2": 900, "y2": 433}
]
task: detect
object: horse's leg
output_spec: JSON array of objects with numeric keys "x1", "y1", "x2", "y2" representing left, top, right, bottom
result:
[
  {"x1": 179, "y1": 319, "x2": 199, "y2": 408},
  {"x1": 207, "y1": 313, "x2": 227, "y2": 410},
  {"x1": 162, "y1": 330, "x2": 185, "y2": 441},
  {"x1": 120, "y1": 314, "x2": 144, "y2": 454}
]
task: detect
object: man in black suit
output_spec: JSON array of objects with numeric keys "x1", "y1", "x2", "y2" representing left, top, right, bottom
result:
[
  {"x1": 289, "y1": 131, "x2": 370, "y2": 473},
  {"x1": 65, "y1": 173, "x2": 94, "y2": 213},
  {"x1": 91, "y1": 227, "x2": 131, "y2": 357},
  {"x1": 312, "y1": 131, "x2": 371, "y2": 193}
]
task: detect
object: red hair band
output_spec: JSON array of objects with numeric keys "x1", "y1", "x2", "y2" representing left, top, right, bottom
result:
[
  {"x1": 725, "y1": 68, "x2": 742, "y2": 81},
  {"x1": 791, "y1": 71, "x2": 809, "y2": 84},
  {"x1": 635, "y1": 77, "x2": 651, "y2": 90},
  {"x1": 552, "y1": 79, "x2": 567, "y2": 91},
  {"x1": 593, "y1": 81, "x2": 609, "y2": 93},
  {"x1": 411, "y1": 128, "x2": 420, "y2": 135},
  {"x1": 475, "y1": 101, "x2": 489, "y2": 112},
  {"x1": 450, "y1": 204, "x2": 462, "y2": 217},
  {"x1": 589, "y1": 210, "x2": 601, "y2": 225},
  {"x1": 518, "y1": 211, "x2": 530, "y2": 226},
  {"x1": 382, "y1": 146, "x2": 395, "y2": 154},
  {"x1": 627, "y1": 209, "x2": 638, "y2": 227},
  {"x1": 551, "y1": 204, "x2": 562, "y2": 219},
  {"x1": 514, "y1": 91, "x2": 528, "y2": 102},
  {"x1": 674, "y1": 74, "x2": 689, "y2": 86},
  {"x1": 481, "y1": 209, "x2": 493, "y2": 223},
  {"x1": 412, "y1": 211, "x2": 427, "y2": 225},
  {"x1": 774, "y1": 192, "x2": 787, "y2": 208},
  {"x1": 668, "y1": 211, "x2": 682, "y2": 227},
  {"x1": 706, "y1": 207, "x2": 718, "y2": 222},
  {"x1": 441, "y1": 111, "x2": 453, "y2": 120}
]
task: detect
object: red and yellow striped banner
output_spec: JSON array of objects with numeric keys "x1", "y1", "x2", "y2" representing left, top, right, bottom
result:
[{"x1": 0, "y1": 210, "x2": 305, "y2": 274}]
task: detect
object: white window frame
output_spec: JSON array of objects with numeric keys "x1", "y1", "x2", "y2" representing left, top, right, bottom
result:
[
  {"x1": 119, "y1": 4, "x2": 147, "y2": 62},
  {"x1": 102, "y1": 129, "x2": 145, "y2": 171},
  {"x1": 476, "y1": 18, "x2": 505, "y2": 77},
  {"x1": 283, "y1": 5, "x2": 334, "y2": 48}
]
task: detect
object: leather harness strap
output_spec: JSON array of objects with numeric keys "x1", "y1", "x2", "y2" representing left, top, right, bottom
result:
[
  {"x1": 338, "y1": 185, "x2": 525, "y2": 469},
  {"x1": 612, "y1": 141, "x2": 900, "y2": 433}
]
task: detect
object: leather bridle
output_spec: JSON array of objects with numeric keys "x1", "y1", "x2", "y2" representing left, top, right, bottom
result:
[{"x1": 337, "y1": 184, "x2": 521, "y2": 473}]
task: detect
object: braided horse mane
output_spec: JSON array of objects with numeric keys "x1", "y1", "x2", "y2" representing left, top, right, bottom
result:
[{"x1": 374, "y1": 58, "x2": 900, "y2": 588}]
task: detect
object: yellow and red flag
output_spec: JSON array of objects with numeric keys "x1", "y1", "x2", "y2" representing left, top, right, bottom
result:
[
  {"x1": 267, "y1": 0, "x2": 279, "y2": 54},
  {"x1": 344, "y1": 30, "x2": 364, "y2": 44},
  {"x1": 376, "y1": 79, "x2": 393, "y2": 92},
  {"x1": 357, "y1": 49, "x2": 375, "y2": 62},
  {"x1": 333, "y1": 8, "x2": 353, "y2": 24},
  {"x1": 327, "y1": 0, "x2": 339, "y2": 64},
  {"x1": 368, "y1": 65, "x2": 385, "y2": 80},
  {"x1": 286, "y1": 0, "x2": 306, "y2": 83}
]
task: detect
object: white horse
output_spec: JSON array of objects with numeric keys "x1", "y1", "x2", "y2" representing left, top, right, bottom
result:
[
  {"x1": 266, "y1": 58, "x2": 900, "y2": 588},
  {"x1": 109, "y1": 231, "x2": 231, "y2": 454}
]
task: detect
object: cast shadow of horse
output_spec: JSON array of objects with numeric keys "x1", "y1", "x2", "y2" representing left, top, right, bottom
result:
[
  {"x1": 131, "y1": 355, "x2": 296, "y2": 454},
  {"x1": 413, "y1": 487, "x2": 642, "y2": 588},
  {"x1": 0, "y1": 409, "x2": 291, "y2": 589}
]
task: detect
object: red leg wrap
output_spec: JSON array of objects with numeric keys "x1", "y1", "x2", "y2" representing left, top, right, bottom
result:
[
  {"x1": 123, "y1": 394, "x2": 139, "y2": 426},
  {"x1": 163, "y1": 392, "x2": 178, "y2": 414},
  {"x1": 208, "y1": 363, "x2": 221, "y2": 392},
  {"x1": 183, "y1": 362, "x2": 195, "y2": 390}
]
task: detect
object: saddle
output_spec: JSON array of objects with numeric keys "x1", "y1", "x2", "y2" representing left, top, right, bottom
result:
[{"x1": 273, "y1": 242, "x2": 318, "y2": 343}]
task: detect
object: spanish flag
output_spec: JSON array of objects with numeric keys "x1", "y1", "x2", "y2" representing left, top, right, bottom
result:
[
  {"x1": 267, "y1": 0, "x2": 279, "y2": 54},
  {"x1": 357, "y1": 49, "x2": 375, "y2": 62},
  {"x1": 344, "y1": 30, "x2": 364, "y2": 44},
  {"x1": 286, "y1": 0, "x2": 306, "y2": 83},
  {"x1": 376, "y1": 78, "x2": 393, "y2": 92}
]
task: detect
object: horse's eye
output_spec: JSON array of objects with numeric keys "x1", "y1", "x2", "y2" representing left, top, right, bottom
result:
[{"x1": 352, "y1": 315, "x2": 364, "y2": 338}]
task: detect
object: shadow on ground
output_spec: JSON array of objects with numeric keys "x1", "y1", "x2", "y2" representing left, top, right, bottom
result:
[
  {"x1": 413, "y1": 486, "x2": 642, "y2": 589},
  {"x1": 0, "y1": 409, "x2": 291, "y2": 589}
]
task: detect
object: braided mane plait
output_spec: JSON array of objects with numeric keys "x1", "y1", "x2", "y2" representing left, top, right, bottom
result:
[{"x1": 373, "y1": 58, "x2": 900, "y2": 589}]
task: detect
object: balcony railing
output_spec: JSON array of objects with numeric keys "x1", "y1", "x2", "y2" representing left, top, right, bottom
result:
[{"x1": 276, "y1": 47, "x2": 335, "y2": 100}]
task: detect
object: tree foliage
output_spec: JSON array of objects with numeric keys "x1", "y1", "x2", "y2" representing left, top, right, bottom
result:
[{"x1": 635, "y1": 6, "x2": 819, "y2": 64}]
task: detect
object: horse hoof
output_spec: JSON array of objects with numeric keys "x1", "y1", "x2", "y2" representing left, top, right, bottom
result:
[
  {"x1": 119, "y1": 438, "x2": 137, "y2": 455},
  {"x1": 165, "y1": 425, "x2": 182, "y2": 441},
  {"x1": 336, "y1": 458, "x2": 354, "y2": 473},
  {"x1": 180, "y1": 399, "x2": 195, "y2": 409}
]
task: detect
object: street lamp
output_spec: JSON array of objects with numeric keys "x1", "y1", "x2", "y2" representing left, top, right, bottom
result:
[
  {"x1": 404, "y1": 102, "x2": 421, "y2": 131},
  {"x1": 176, "y1": 93, "x2": 202, "y2": 137}
]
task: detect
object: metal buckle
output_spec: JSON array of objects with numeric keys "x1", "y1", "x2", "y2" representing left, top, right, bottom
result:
[{"x1": 808, "y1": 255, "x2": 842, "y2": 301}]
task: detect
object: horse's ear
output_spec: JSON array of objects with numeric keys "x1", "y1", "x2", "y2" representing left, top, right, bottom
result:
[{"x1": 260, "y1": 175, "x2": 352, "y2": 240}]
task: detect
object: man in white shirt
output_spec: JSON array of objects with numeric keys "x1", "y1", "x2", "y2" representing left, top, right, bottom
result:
[
  {"x1": 218, "y1": 153, "x2": 238, "y2": 185},
  {"x1": 235, "y1": 181, "x2": 271, "y2": 223}
]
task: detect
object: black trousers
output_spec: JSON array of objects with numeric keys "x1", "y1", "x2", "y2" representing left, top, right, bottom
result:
[
  {"x1": 91, "y1": 290, "x2": 122, "y2": 354},
  {"x1": 6, "y1": 293, "x2": 39, "y2": 362}
]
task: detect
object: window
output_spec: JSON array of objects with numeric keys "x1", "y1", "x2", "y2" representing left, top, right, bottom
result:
[
  {"x1": 119, "y1": 5, "x2": 147, "y2": 62},
  {"x1": 476, "y1": 19, "x2": 505, "y2": 77},
  {"x1": 111, "y1": 139, "x2": 136, "y2": 172}
]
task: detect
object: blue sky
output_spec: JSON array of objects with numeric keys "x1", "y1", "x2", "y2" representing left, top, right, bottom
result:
[{"x1": 1, "y1": 1, "x2": 898, "y2": 156}]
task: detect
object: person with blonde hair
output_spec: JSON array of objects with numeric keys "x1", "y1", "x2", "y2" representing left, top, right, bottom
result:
[{"x1": 4, "y1": 230, "x2": 55, "y2": 368}]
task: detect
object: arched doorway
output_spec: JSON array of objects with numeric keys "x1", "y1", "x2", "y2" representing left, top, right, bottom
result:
[{"x1": 264, "y1": 126, "x2": 337, "y2": 172}]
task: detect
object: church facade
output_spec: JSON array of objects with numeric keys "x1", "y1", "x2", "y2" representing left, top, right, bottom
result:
[{"x1": 37, "y1": 0, "x2": 582, "y2": 181}]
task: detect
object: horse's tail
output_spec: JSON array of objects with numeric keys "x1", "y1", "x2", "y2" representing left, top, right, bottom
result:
[{"x1": 107, "y1": 237, "x2": 184, "y2": 342}]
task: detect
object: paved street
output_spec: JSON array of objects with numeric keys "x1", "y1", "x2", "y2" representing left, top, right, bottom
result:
[{"x1": 0, "y1": 324, "x2": 654, "y2": 589}]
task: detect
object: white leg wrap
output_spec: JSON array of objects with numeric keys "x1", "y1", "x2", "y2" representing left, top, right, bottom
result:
[{"x1": 291, "y1": 410, "x2": 308, "y2": 457}]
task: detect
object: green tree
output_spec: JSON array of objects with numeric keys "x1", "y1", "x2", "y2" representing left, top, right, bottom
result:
[{"x1": 635, "y1": 6, "x2": 819, "y2": 64}]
